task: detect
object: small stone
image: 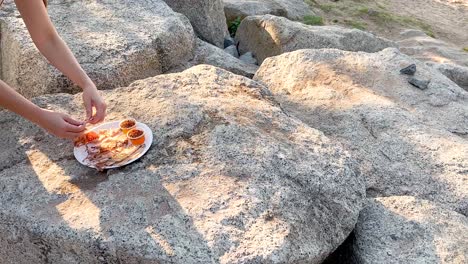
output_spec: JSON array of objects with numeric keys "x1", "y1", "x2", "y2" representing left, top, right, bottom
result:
[
  {"x1": 224, "y1": 45, "x2": 239, "y2": 58},
  {"x1": 224, "y1": 36, "x2": 235, "y2": 49},
  {"x1": 400, "y1": 64, "x2": 417, "y2": 75},
  {"x1": 239, "y1": 52, "x2": 258, "y2": 65},
  {"x1": 264, "y1": 210, "x2": 274, "y2": 221},
  {"x1": 408, "y1": 77, "x2": 430, "y2": 90}
]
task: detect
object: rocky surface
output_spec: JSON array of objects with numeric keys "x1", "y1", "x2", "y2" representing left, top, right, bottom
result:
[
  {"x1": 353, "y1": 196, "x2": 468, "y2": 263},
  {"x1": 239, "y1": 52, "x2": 258, "y2": 66},
  {"x1": 170, "y1": 39, "x2": 258, "y2": 78},
  {"x1": 0, "y1": 65, "x2": 365, "y2": 263},
  {"x1": 236, "y1": 15, "x2": 396, "y2": 64},
  {"x1": 255, "y1": 48, "x2": 468, "y2": 215},
  {"x1": 399, "y1": 64, "x2": 416, "y2": 75},
  {"x1": 398, "y1": 29, "x2": 468, "y2": 67},
  {"x1": 408, "y1": 77, "x2": 430, "y2": 90},
  {"x1": 223, "y1": 0, "x2": 314, "y2": 22},
  {"x1": 428, "y1": 62, "x2": 468, "y2": 91},
  {"x1": 163, "y1": 0, "x2": 228, "y2": 48},
  {"x1": 224, "y1": 45, "x2": 240, "y2": 58},
  {"x1": 0, "y1": 0, "x2": 195, "y2": 98}
]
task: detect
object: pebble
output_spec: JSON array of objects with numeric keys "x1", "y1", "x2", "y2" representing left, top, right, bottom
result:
[
  {"x1": 408, "y1": 77, "x2": 430, "y2": 90},
  {"x1": 400, "y1": 64, "x2": 417, "y2": 75}
]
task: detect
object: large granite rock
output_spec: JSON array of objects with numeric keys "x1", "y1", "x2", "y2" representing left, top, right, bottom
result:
[
  {"x1": 236, "y1": 15, "x2": 395, "y2": 64},
  {"x1": 163, "y1": 0, "x2": 228, "y2": 48},
  {"x1": 0, "y1": 0, "x2": 195, "y2": 98},
  {"x1": 170, "y1": 39, "x2": 258, "y2": 78},
  {"x1": 224, "y1": 0, "x2": 315, "y2": 22},
  {"x1": 0, "y1": 65, "x2": 365, "y2": 263},
  {"x1": 397, "y1": 29, "x2": 468, "y2": 90},
  {"x1": 427, "y1": 62, "x2": 468, "y2": 91},
  {"x1": 353, "y1": 196, "x2": 468, "y2": 264},
  {"x1": 255, "y1": 48, "x2": 468, "y2": 215}
]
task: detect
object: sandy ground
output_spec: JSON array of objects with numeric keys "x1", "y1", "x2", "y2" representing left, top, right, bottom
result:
[
  {"x1": 309, "y1": 0, "x2": 468, "y2": 48},
  {"x1": 382, "y1": 0, "x2": 467, "y2": 44}
]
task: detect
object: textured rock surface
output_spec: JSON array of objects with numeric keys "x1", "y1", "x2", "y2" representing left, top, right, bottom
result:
[
  {"x1": 396, "y1": 29, "x2": 468, "y2": 91},
  {"x1": 255, "y1": 48, "x2": 468, "y2": 215},
  {"x1": 0, "y1": 65, "x2": 365, "y2": 263},
  {"x1": 170, "y1": 39, "x2": 258, "y2": 78},
  {"x1": 353, "y1": 196, "x2": 468, "y2": 264},
  {"x1": 239, "y1": 52, "x2": 258, "y2": 65},
  {"x1": 398, "y1": 29, "x2": 468, "y2": 67},
  {"x1": 163, "y1": 0, "x2": 228, "y2": 47},
  {"x1": 224, "y1": 0, "x2": 314, "y2": 22},
  {"x1": 236, "y1": 15, "x2": 396, "y2": 64},
  {"x1": 0, "y1": 0, "x2": 195, "y2": 98},
  {"x1": 428, "y1": 62, "x2": 468, "y2": 91},
  {"x1": 224, "y1": 45, "x2": 239, "y2": 58}
]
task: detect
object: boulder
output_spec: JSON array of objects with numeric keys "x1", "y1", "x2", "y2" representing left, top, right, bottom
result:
[
  {"x1": 398, "y1": 29, "x2": 468, "y2": 67},
  {"x1": 427, "y1": 62, "x2": 468, "y2": 91},
  {"x1": 224, "y1": 45, "x2": 239, "y2": 58},
  {"x1": 236, "y1": 15, "x2": 396, "y2": 64},
  {"x1": 224, "y1": 0, "x2": 315, "y2": 22},
  {"x1": 255, "y1": 48, "x2": 468, "y2": 215},
  {"x1": 170, "y1": 39, "x2": 258, "y2": 78},
  {"x1": 353, "y1": 196, "x2": 468, "y2": 264},
  {"x1": 239, "y1": 52, "x2": 258, "y2": 65},
  {"x1": 0, "y1": 65, "x2": 365, "y2": 263},
  {"x1": 163, "y1": 0, "x2": 228, "y2": 48},
  {"x1": 0, "y1": 0, "x2": 195, "y2": 98}
]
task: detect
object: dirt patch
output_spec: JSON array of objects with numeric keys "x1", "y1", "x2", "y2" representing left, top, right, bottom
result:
[{"x1": 306, "y1": 0, "x2": 468, "y2": 47}]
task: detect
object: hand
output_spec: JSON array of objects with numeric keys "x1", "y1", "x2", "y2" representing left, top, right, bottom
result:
[
  {"x1": 82, "y1": 83, "x2": 106, "y2": 124},
  {"x1": 37, "y1": 109, "x2": 86, "y2": 139}
]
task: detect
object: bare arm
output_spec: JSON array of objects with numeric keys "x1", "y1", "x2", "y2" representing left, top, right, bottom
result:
[
  {"x1": 0, "y1": 80, "x2": 85, "y2": 138},
  {"x1": 14, "y1": 0, "x2": 106, "y2": 123}
]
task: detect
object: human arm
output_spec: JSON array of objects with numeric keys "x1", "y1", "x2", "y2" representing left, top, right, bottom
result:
[
  {"x1": 0, "y1": 80, "x2": 85, "y2": 139},
  {"x1": 14, "y1": 0, "x2": 106, "y2": 123}
]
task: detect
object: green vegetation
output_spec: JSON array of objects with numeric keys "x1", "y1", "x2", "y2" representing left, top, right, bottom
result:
[
  {"x1": 306, "y1": 0, "x2": 334, "y2": 12},
  {"x1": 344, "y1": 20, "x2": 367, "y2": 30},
  {"x1": 370, "y1": 11, "x2": 435, "y2": 37},
  {"x1": 303, "y1": 15, "x2": 324, "y2": 26},
  {"x1": 228, "y1": 17, "x2": 242, "y2": 37},
  {"x1": 463, "y1": 47, "x2": 468, "y2": 52},
  {"x1": 357, "y1": 7, "x2": 369, "y2": 15},
  {"x1": 305, "y1": 0, "x2": 436, "y2": 38}
]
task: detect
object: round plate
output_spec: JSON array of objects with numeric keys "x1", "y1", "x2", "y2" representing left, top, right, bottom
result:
[{"x1": 73, "y1": 121, "x2": 153, "y2": 169}]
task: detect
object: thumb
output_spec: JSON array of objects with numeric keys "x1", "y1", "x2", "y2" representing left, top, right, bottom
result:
[
  {"x1": 83, "y1": 96, "x2": 93, "y2": 120},
  {"x1": 63, "y1": 114, "x2": 83, "y2": 126}
]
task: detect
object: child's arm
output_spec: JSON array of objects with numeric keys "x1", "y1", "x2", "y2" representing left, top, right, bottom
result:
[
  {"x1": 14, "y1": 0, "x2": 106, "y2": 124},
  {"x1": 0, "y1": 80, "x2": 85, "y2": 139}
]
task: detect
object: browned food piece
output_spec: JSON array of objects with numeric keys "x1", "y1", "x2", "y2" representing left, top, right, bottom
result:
[
  {"x1": 128, "y1": 129, "x2": 144, "y2": 138},
  {"x1": 121, "y1": 119, "x2": 136, "y2": 128},
  {"x1": 74, "y1": 131, "x2": 99, "y2": 147}
]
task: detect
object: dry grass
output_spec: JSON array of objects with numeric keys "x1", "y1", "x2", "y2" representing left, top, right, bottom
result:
[{"x1": 305, "y1": 0, "x2": 435, "y2": 37}]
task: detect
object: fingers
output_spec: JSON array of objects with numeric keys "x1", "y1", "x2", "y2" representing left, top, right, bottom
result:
[
  {"x1": 89, "y1": 100, "x2": 107, "y2": 124},
  {"x1": 62, "y1": 114, "x2": 86, "y2": 134},
  {"x1": 63, "y1": 115, "x2": 84, "y2": 126},
  {"x1": 65, "y1": 123, "x2": 86, "y2": 133},
  {"x1": 64, "y1": 131, "x2": 84, "y2": 140},
  {"x1": 83, "y1": 97, "x2": 93, "y2": 121}
]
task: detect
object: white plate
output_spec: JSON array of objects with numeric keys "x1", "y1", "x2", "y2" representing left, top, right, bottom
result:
[{"x1": 73, "y1": 121, "x2": 153, "y2": 169}]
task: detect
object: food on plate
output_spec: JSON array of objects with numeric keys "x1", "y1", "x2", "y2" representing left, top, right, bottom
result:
[
  {"x1": 74, "y1": 131, "x2": 99, "y2": 147},
  {"x1": 74, "y1": 123, "x2": 146, "y2": 170},
  {"x1": 119, "y1": 118, "x2": 136, "y2": 134},
  {"x1": 127, "y1": 128, "x2": 145, "y2": 146}
]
